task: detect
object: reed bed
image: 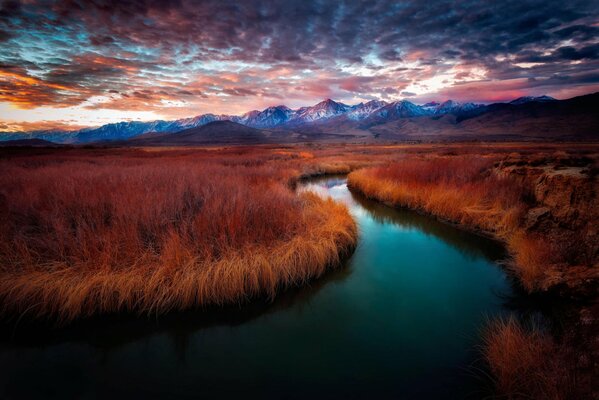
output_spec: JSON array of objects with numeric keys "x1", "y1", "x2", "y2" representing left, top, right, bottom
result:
[
  {"x1": 348, "y1": 156, "x2": 526, "y2": 233},
  {"x1": 0, "y1": 150, "x2": 357, "y2": 321},
  {"x1": 483, "y1": 317, "x2": 576, "y2": 400},
  {"x1": 347, "y1": 150, "x2": 597, "y2": 399},
  {"x1": 347, "y1": 153, "x2": 597, "y2": 292}
]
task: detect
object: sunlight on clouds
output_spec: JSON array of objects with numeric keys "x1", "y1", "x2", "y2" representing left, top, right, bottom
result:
[
  {"x1": 404, "y1": 65, "x2": 488, "y2": 97},
  {"x1": 0, "y1": 102, "x2": 162, "y2": 130},
  {"x1": 160, "y1": 99, "x2": 187, "y2": 107},
  {"x1": 514, "y1": 62, "x2": 544, "y2": 69}
]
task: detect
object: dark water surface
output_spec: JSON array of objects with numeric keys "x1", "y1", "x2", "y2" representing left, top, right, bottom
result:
[{"x1": 1, "y1": 176, "x2": 522, "y2": 399}]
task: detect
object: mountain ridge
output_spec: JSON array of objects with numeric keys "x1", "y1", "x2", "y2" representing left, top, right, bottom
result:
[{"x1": 1, "y1": 93, "x2": 596, "y2": 143}]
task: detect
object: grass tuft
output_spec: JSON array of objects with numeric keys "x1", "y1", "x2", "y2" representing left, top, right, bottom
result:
[{"x1": 483, "y1": 317, "x2": 577, "y2": 399}]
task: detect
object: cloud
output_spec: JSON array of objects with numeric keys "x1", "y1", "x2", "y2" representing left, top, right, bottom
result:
[
  {"x1": 0, "y1": 0, "x2": 597, "y2": 127},
  {"x1": 0, "y1": 119, "x2": 87, "y2": 132}
]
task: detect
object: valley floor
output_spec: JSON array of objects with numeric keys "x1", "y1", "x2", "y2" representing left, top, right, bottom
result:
[{"x1": 0, "y1": 142, "x2": 597, "y2": 398}]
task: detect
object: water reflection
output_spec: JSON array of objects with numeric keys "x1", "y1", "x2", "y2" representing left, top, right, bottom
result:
[
  {"x1": 0, "y1": 259, "x2": 354, "y2": 349},
  {"x1": 300, "y1": 175, "x2": 506, "y2": 262}
]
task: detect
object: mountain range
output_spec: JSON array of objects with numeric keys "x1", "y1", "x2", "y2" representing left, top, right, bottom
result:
[{"x1": 1, "y1": 93, "x2": 598, "y2": 144}]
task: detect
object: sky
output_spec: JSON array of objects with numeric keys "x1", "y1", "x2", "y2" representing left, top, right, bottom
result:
[{"x1": 0, "y1": 0, "x2": 598, "y2": 132}]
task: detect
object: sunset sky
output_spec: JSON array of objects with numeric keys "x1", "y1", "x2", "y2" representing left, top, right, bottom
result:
[{"x1": 1, "y1": 0, "x2": 598, "y2": 131}]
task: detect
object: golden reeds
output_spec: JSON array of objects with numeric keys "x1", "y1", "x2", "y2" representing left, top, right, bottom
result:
[
  {"x1": 483, "y1": 317, "x2": 576, "y2": 399},
  {"x1": 347, "y1": 153, "x2": 597, "y2": 292},
  {"x1": 0, "y1": 150, "x2": 356, "y2": 321}
]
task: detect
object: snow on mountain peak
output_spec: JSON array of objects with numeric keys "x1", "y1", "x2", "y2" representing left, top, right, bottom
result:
[
  {"x1": 295, "y1": 99, "x2": 351, "y2": 121},
  {"x1": 509, "y1": 95, "x2": 556, "y2": 105},
  {"x1": 346, "y1": 100, "x2": 388, "y2": 120},
  {"x1": 1, "y1": 97, "x2": 493, "y2": 143}
]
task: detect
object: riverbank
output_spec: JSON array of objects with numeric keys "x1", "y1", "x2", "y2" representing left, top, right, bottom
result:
[
  {"x1": 346, "y1": 150, "x2": 598, "y2": 399},
  {"x1": 348, "y1": 152, "x2": 597, "y2": 292}
]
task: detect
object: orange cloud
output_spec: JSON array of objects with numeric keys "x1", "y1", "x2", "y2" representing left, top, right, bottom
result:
[
  {"x1": 0, "y1": 120, "x2": 87, "y2": 132},
  {"x1": 0, "y1": 68, "x2": 82, "y2": 108}
]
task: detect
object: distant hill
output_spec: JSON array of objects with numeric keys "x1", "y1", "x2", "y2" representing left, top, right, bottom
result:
[
  {"x1": 509, "y1": 95, "x2": 556, "y2": 105},
  {"x1": 458, "y1": 92, "x2": 597, "y2": 139},
  {"x1": 0, "y1": 138, "x2": 62, "y2": 147},
  {"x1": 129, "y1": 121, "x2": 274, "y2": 146},
  {"x1": 127, "y1": 120, "x2": 356, "y2": 146}
]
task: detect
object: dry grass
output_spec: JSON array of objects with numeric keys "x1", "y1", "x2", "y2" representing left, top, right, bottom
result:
[
  {"x1": 348, "y1": 156, "x2": 527, "y2": 234},
  {"x1": 347, "y1": 150, "x2": 598, "y2": 292},
  {"x1": 483, "y1": 317, "x2": 577, "y2": 399},
  {"x1": 0, "y1": 143, "x2": 595, "y2": 397},
  {"x1": 0, "y1": 142, "x2": 596, "y2": 318},
  {"x1": 0, "y1": 148, "x2": 357, "y2": 321},
  {"x1": 343, "y1": 146, "x2": 597, "y2": 400}
]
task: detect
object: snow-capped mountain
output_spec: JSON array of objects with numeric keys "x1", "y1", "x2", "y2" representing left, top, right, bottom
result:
[
  {"x1": 357, "y1": 100, "x2": 434, "y2": 127},
  {"x1": 235, "y1": 100, "x2": 353, "y2": 128},
  {"x1": 376, "y1": 100, "x2": 430, "y2": 118},
  {"x1": 241, "y1": 106, "x2": 294, "y2": 128},
  {"x1": 0, "y1": 94, "x2": 564, "y2": 143},
  {"x1": 421, "y1": 101, "x2": 441, "y2": 112},
  {"x1": 76, "y1": 120, "x2": 176, "y2": 142},
  {"x1": 175, "y1": 113, "x2": 235, "y2": 129},
  {"x1": 509, "y1": 95, "x2": 556, "y2": 105},
  {"x1": 294, "y1": 99, "x2": 351, "y2": 122},
  {"x1": 346, "y1": 100, "x2": 389, "y2": 120},
  {"x1": 433, "y1": 100, "x2": 481, "y2": 115},
  {"x1": 64, "y1": 114, "x2": 235, "y2": 143}
]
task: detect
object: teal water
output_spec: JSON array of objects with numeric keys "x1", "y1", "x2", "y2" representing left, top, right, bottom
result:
[{"x1": 0, "y1": 176, "x2": 518, "y2": 399}]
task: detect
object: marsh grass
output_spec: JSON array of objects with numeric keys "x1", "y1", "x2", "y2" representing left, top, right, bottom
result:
[
  {"x1": 345, "y1": 149, "x2": 597, "y2": 400},
  {"x1": 347, "y1": 153, "x2": 597, "y2": 292},
  {"x1": 348, "y1": 156, "x2": 527, "y2": 233},
  {"x1": 1, "y1": 143, "x2": 595, "y2": 318},
  {"x1": 483, "y1": 317, "x2": 577, "y2": 399},
  {"x1": 0, "y1": 150, "x2": 357, "y2": 321}
]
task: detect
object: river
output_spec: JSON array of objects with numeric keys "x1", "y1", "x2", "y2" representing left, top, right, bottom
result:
[{"x1": 0, "y1": 176, "x2": 523, "y2": 399}]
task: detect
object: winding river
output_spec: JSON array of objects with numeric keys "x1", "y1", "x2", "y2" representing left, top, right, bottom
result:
[{"x1": 0, "y1": 176, "x2": 522, "y2": 399}]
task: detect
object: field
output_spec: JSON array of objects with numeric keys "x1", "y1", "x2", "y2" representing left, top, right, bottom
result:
[{"x1": 1, "y1": 143, "x2": 597, "y2": 398}]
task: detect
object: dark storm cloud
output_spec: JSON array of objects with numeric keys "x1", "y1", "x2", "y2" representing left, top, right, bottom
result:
[
  {"x1": 5, "y1": 0, "x2": 596, "y2": 64},
  {"x1": 0, "y1": 28, "x2": 12, "y2": 41},
  {"x1": 557, "y1": 45, "x2": 599, "y2": 60}
]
